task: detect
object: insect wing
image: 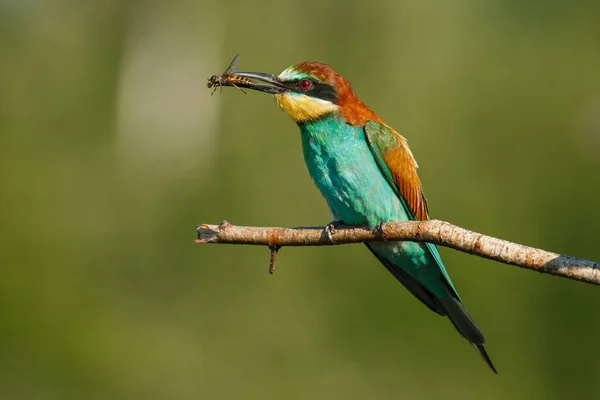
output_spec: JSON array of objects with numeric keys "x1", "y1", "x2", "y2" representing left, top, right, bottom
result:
[{"x1": 224, "y1": 54, "x2": 240, "y2": 75}]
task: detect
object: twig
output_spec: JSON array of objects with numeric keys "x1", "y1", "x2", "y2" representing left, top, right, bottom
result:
[
  {"x1": 195, "y1": 220, "x2": 600, "y2": 286},
  {"x1": 268, "y1": 246, "x2": 280, "y2": 275}
]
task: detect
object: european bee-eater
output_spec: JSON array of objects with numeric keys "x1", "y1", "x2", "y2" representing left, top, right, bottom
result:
[{"x1": 225, "y1": 61, "x2": 496, "y2": 373}]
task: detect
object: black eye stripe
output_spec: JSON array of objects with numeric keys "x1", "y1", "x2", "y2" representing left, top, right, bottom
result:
[{"x1": 285, "y1": 79, "x2": 338, "y2": 103}]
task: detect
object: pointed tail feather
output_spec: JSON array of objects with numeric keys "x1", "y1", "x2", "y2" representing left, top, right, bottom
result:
[
  {"x1": 439, "y1": 294, "x2": 497, "y2": 373},
  {"x1": 473, "y1": 343, "x2": 497, "y2": 374}
]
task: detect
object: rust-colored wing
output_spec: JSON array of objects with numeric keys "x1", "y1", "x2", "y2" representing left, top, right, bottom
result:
[{"x1": 364, "y1": 120, "x2": 429, "y2": 220}]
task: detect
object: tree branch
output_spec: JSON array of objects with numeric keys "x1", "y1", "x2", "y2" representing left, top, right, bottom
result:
[{"x1": 195, "y1": 220, "x2": 600, "y2": 286}]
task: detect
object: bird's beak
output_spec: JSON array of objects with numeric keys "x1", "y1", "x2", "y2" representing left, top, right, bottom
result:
[{"x1": 228, "y1": 72, "x2": 288, "y2": 95}]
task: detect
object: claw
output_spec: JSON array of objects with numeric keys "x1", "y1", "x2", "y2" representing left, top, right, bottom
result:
[{"x1": 324, "y1": 220, "x2": 344, "y2": 243}]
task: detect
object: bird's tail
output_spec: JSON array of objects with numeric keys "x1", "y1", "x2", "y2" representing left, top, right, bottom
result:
[{"x1": 438, "y1": 293, "x2": 497, "y2": 374}]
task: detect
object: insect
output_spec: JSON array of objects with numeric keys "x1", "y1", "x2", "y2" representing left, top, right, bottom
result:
[{"x1": 206, "y1": 54, "x2": 253, "y2": 95}]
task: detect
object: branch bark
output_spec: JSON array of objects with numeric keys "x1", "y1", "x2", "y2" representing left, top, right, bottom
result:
[{"x1": 195, "y1": 219, "x2": 600, "y2": 286}]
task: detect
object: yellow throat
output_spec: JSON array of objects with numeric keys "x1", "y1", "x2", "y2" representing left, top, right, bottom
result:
[{"x1": 275, "y1": 93, "x2": 338, "y2": 122}]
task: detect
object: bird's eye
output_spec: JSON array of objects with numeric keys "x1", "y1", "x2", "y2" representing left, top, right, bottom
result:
[{"x1": 298, "y1": 79, "x2": 312, "y2": 90}]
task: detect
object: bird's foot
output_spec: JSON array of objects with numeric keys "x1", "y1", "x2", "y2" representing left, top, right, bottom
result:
[
  {"x1": 324, "y1": 220, "x2": 344, "y2": 242},
  {"x1": 375, "y1": 221, "x2": 386, "y2": 239}
]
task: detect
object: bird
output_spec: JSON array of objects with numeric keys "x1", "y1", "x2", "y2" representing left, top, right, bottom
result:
[{"x1": 228, "y1": 60, "x2": 496, "y2": 373}]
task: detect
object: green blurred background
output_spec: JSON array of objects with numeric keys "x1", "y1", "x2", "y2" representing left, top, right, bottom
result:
[{"x1": 1, "y1": 0, "x2": 600, "y2": 399}]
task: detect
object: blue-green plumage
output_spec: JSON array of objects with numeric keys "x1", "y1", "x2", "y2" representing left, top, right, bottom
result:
[
  {"x1": 300, "y1": 115, "x2": 496, "y2": 373},
  {"x1": 301, "y1": 116, "x2": 454, "y2": 298}
]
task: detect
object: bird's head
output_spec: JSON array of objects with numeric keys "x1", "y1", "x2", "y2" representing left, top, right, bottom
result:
[{"x1": 234, "y1": 62, "x2": 382, "y2": 125}]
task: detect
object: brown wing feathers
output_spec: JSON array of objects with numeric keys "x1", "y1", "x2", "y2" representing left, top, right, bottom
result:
[{"x1": 382, "y1": 128, "x2": 429, "y2": 220}]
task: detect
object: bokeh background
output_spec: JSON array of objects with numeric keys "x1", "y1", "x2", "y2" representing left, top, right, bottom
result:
[{"x1": 1, "y1": 1, "x2": 600, "y2": 399}]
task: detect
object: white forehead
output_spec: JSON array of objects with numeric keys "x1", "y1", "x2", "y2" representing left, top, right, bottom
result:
[{"x1": 278, "y1": 67, "x2": 309, "y2": 81}]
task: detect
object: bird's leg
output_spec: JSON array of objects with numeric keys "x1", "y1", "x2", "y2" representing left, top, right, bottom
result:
[{"x1": 324, "y1": 220, "x2": 344, "y2": 242}]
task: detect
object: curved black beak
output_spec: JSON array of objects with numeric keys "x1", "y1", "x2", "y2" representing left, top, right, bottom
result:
[{"x1": 233, "y1": 71, "x2": 288, "y2": 94}]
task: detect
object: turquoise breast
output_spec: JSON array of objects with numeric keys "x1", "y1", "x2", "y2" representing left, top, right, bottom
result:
[
  {"x1": 299, "y1": 115, "x2": 429, "y2": 262},
  {"x1": 300, "y1": 116, "x2": 410, "y2": 227},
  {"x1": 299, "y1": 115, "x2": 453, "y2": 295}
]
